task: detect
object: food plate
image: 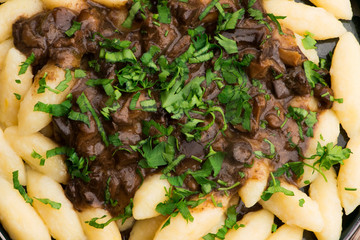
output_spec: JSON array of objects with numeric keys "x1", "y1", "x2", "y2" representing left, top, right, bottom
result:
[{"x1": 0, "y1": 0, "x2": 359, "y2": 239}]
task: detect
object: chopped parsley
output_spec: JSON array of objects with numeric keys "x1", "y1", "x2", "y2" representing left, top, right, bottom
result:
[
  {"x1": 68, "y1": 110, "x2": 90, "y2": 127},
  {"x1": 122, "y1": 2, "x2": 142, "y2": 28},
  {"x1": 13, "y1": 93, "x2": 21, "y2": 100},
  {"x1": 267, "y1": 14, "x2": 286, "y2": 35},
  {"x1": 12, "y1": 170, "x2": 33, "y2": 205},
  {"x1": 217, "y1": 9, "x2": 244, "y2": 32},
  {"x1": 215, "y1": 34, "x2": 238, "y2": 54},
  {"x1": 302, "y1": 32, "x2": 317, "y2": 50},
  {"x1": 254, "y1": 139, "x2": 276, "y2": 159},
  {"x1": 261, "y1": 173, "x2": 294, "y2": 201},
  {"x1": 271, "y1": 223, "x2": 277, "y2": 233},
  {"x1": 86, "y1": 199, "x2": 133, "y2": 228},
  {"x1": 46, "y1": 146, "x2": 95, "y2": 182},
  {"x1": 202, "y1": 205, "x2": 239, "y2": 240},
  {"x1": 74, "y1": 69, "x2": 87, "y2": 78},
  {"x1": 105, "y1": 177, "x2": 118, "y2": 207},
  {"x1": 35, "y1": 198, "x2": 61, "y2": 210},
  {"x1": 309, "y1": 142, "x2": 352, "y2": 172},
  {"x1": 77, "y1": 93, "x2": 109, "y2": 146},
  {"x1": 303, "y1": 60, "x2": 327, "y2": 88},
  {"x1": 199, "y1": 0, "x2": 219, "y2": 21},
  {"x1": 286, "y1": 106, "x2": 317, "y2": 139},
  {"x1": 37, "y1": 72, "x2": 62, "y2": 94},
  {"x1": 274, "y1": 141, "x2": 352, "y2": 182},
  {"x1": 55, "y1": 69, "x2": 72, "y2": 92},
  {"x1": 34, "y1": 95, "x2": 72, "y2": 117},
  {"x1": 18, "y1": 53, "x2": 35, "y2": 75},
  {"x1": 156, "y1": 187, "x2": 206, "y2": 229},
  {"x1": 31, "y1": 150, "x2": 46, "y2": 166},
  {"x1": 218, "y1": 84, "x2": 252, "y2": 131},
  {"x1": 157, "y1": 1, "x2": 171, "y2": 24},
  {"x1": 299, "y1": 198, "x2": 305, "y2": 207},
  {"x1": 65, "y1": 21, "x2": 82, "y2": 37}
]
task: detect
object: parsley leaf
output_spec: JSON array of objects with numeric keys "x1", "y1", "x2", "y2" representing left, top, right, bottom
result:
[
  {"x1": 13, "y1": 93, "x2": 21, "y2": 100},
  {"x1": 303, "y1": 60, "x2": 327, "y2": 88},
  {"x1": 248, "y1": 8, "x2": 263, "y2": 21},
  {"x1": 161, "y1": 76, "x2": 206, "y2": 119},
  {"x1": 267, "y1": 14, "x2": 286, "y2": 35},
  {"x1": 156, "y1": 187, "x2": 206, "y2": 228},
  {"x1": 286, "y1": 106, "x2": 317, "y2": 140},
  {"x1": 65, "y1": 21, "x2": 82, "y2": 37},
  {"x1": 207, "y1": 150, "x2": 225, "y2": 177},
  {"x1": 55, "y1": 69, "x2": 72, "y2": 92},
  {"x1": 105, "y1": 177, "x2": 118, "y2": 207},
  {"x1": 142, "y1": 120, "x2": 174, "y2": 137},
  {"x1": 12, "y1": 170, "x2": 33, "y2": 205},
  {"x1": 310, "y1": 142, "x2": 352, "y2": 171},
  {"x1": 34, "y1": 97, "x2": 72, "y2": 117},
  {"x1": 18, "y1": 53, "x2": 35, "y2": 75},
  {"x1": 31, "y1": 150, "x2": 46, "y2": 166},
  {"x1": 158, "y1": 2, "x2": 171, "y2": 24},
  {"x1": 199, "y1": 0, "x2": 219, "y2": 20},
  {"x1": 218, "y1": 84, "x2": 252, "y2": 131},
  {"x1": 68, "y1": 110, "x2": 90, "y2": 127},
  {"x1": 122, "y1": 2, "x2": 141, "y2": 28},
  {"x1": 77, "y1": 93, "x2": 109, "y2": 146},
  {"x1": 86, "y1": 199, "x2": 133, "y2": 228},
  {"x1": 37, "y1": 73, "x2": 60, "y2": 94},
  {"x1": 141, "y1": 45, "x2": 161, "y2": 71},
  {"x1": 217, "y1": 9, "x2": 245, "y2": 31},
  {"x1": 35, "y1": 198, "x2": 61, "y2": 210},
  {"x1": 261, "y1": 173, "x2": 294, "y2": 201},
  {"x1": 254, "y1": 139, "x2": 276, "y2": 159},
  {"x1": 74, "y1": 69, "x2": 87, "y2": 78},
  {"x1": 299, "y1": 198, "x2": 305, "y2": 207},
  {"x1": 302, "y1": 32, "x2": 317, "y2": 50},
  {"x1": 215, "y1": 34, "x2": 238, "y2": 54},
  {"x1": 202, "y1": 205, "x2": 238, "y2": 240},
  {"x1": 104, "y1": 49, "x2": 137, "y2": 63}
]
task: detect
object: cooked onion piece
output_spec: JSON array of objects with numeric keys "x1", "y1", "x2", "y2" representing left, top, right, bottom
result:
[
  {"x1": 153, "y1": 196, "x2": 229, "y2": 240},
  {"x1": 129, "y1": 216, "x2": 168, "y2": 240},
  {"x1": 0, "y1": 0, "x2": 43, "y2": 43},
  {"x1": 309, "y1": 0, "x2": 352, "y2": 20},
  {"x1": 41, "y1": 0, "x2": 88, "y2": 12},
  {"x1": 224, "y1": 209, "x2": 273, "y2": 240},
  {"x1": 309, "y1": 167, "x2": 342, "y2": 240},
  {"x1": 267, "y1": 224, "x2": 303, "y2": 240},
  {"x1": 338, "y1": 137, "x2": 360, "y2": 215},
  {"x1": 260, "y1": 181, "x2": 324, "y2": 232},
  {"x1": 330, "y1": 32, "x2": 360, "y2": 139},
  {"x1": 263, "y1": 0, "x2": 346, "y2": 40},
  {"x1": 27, "y1": 167, "x2": 86, "y2": 240},
  {"x1": 4, "y1": 126, "x2": 68, "y2": 184},
  {"x1": 0, "y1": 48, "x2": 33, "y2": 128},
  {"x1": 238, "y1": 159, "x2": 270, "y2": 208},
  {"x1": 18, "y1": 64, "x2": 75, "y2": 135},
  {"x1": 297, "y1": 110, "x2": 340, "y2": 187},
  {"x1": 0, "y1": 38, "x2": 13, "y2": 70},
  {"x1": 77, "y1": 207, "x2": 122, "y2": 240},
  {"x1": 294, "y1": 33, "x2": 319, "y2": 66},
  {"x1": 0, "y1": 127, "x2": 26, "y2": 185},
  {"x1": 0, "y1": 176, "x2": 51, "y2": 240},
  {"x1": 132, "y1": 173, "x2": 170, "y2": 220}
]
